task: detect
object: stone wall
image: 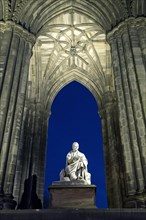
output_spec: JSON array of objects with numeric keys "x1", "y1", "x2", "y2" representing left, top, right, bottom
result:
[
  {"x1": 0, "y1": 21, "x2": 35, "y2": 209},
  {"x1": 107, "y1": 17, "x2": 146, "y2": 207}
]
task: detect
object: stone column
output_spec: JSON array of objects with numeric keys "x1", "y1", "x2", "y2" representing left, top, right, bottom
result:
[
  {"x1": 0, "y1": 21, "x2": 35, "y2": 209},
  {"x1": 35, "y1": 111, "x2": 48, "y2": 206},
  {"x1": 29, "y1": 103, "x2": 48, "y2": 206},
  {"x1": 25, "y1": 45, "x2": 48, "y2": 206},
  {"x1": 0, "y1": 22, "x2": 13, "y2": 95},
  {"x1": 12, "y1": 43, "x2": 48, "y2": 208},
  {"x1": 13, "y1": 100, "x2": 48, "y2": 208},
  {"x1": 15, "y1": 104, "x2": 36, "y2": 208},
  {"x1": 12, "y1": 106, "x2": 29, "y2": 204},
  {"x1": 99, "y1": 91, "x2": 123, "y2": 208},
  {"x1": 107, "y1": 17, "x2": 146, "y2": 207},
  {"x1": 30, "y1": 102, "x2": 47, "y2": 206},
  {"x1": 136, "y1": 18, "x2": 146, "y2": 73},
  {"x1": 31, "y1": 102, "x2": 42, "y2": 176}
]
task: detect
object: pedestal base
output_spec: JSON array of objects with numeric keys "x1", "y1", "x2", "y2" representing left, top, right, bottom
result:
[{"x1": 48, "y1": 184, "x2": 96, "y2": 208}]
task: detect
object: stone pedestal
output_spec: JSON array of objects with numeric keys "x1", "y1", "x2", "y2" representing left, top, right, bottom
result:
[{"x1": 48, "y1": 184, "x2": 96, "y2": 208}]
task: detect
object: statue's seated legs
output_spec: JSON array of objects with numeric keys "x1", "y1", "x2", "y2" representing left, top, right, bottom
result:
[{"x1": 69, "y1": 172, "x2": 77, "y2": 180}]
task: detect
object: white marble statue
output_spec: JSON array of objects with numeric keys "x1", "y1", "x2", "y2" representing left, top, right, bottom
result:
[{"x1": 60, "y1": 142, "x2": 91, "y2": 184}]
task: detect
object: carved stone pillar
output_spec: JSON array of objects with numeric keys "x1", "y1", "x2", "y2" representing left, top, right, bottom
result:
[
  {"x1": 12, "y1": 106, "x2": 28, "y2": 203},
  {"x1": 107, "y1": 17, "x2": 146, "y2": 208},
  {"x1": 12, "y1": 100, "x2": 48, "y2": 209},
  {"x1": 12, "y1": 42, "x2": 49, "y2": 208},
  {"x1": 99, "y1": 91, "x2": 123, "y2": 208},
  {"x1": 31, "y1": 103, "x2": 48, "y2": 204},
  {"x1": 36, "y1": 112, "x2": 48, "y2": 204},
  {"x1": 136, "y1": 18, "x2": 146, "y2": 73},
  {"x1": 15, "y1": 104, "x2": 36, "y2": 208},
  {"x1": 0, "y1": 22, "x2": 13, "y2": 94},
  {"x1": 0, "y1": 21, "x2": 35, "y2": 209}
]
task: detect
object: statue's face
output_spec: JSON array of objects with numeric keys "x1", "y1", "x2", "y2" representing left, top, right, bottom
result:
[{"x1": 72, "y1": 142, "x2": 79, "y2": 151}]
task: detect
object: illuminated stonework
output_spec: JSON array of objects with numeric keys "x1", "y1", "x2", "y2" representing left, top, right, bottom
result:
[{"x1": 0, "y1": 0, "x2": 146, "y2": 209}]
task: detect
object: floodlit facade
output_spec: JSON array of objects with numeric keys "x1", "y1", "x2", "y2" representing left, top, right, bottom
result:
[{"x1": 0, "y1": 0, "x2": 146, "y2": 209}]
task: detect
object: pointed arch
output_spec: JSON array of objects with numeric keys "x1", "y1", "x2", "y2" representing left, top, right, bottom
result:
[
  {"x1": 45, "y1": 69, "x2": 103, "y2": 114},
  {"x1": 13, "y1": 0, "x2": 127, "y2": 33}
]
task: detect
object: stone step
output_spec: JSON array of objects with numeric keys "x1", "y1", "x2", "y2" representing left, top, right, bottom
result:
[{"x1": 0, "y1": 209, "x2": 146, "y2": 220}]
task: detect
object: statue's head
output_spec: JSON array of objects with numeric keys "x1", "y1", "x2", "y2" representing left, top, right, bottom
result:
[{"x1": 72, "y1": 142, "x2": 79, "y2": 151}]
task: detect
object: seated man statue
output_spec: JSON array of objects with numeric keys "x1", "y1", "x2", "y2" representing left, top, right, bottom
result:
[{"x1": 60, "y1": 142, "x2": 91, "y2": 184}]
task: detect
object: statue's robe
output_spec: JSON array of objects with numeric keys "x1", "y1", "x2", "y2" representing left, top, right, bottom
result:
[{"x1": 65, "y1": 150, "x2": 90, "y2": 183}]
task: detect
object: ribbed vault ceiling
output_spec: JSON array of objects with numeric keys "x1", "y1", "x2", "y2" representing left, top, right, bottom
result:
[
  {"x1": 1, "y1": 0, "x2": 146, "y2": 109},
  {"x1": 30, "y1": 11, "x2": 113, "y2": 109}
]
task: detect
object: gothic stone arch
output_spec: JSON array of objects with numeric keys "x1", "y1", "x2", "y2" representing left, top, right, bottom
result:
[{"x1": 0, "y1": 0, "x2": 146, "y2": 209}]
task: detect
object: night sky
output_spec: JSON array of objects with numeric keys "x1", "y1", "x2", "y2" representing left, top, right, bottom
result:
[{"x1": 44, "y1": 81, "x2": 108, "y2": 208}]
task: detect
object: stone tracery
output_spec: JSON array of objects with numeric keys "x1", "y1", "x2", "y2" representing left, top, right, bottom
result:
[{"x1": 0, "y1": 0, "x2": 146, "y2": 209}]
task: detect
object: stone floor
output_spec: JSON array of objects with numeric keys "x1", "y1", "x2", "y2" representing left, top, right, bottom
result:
[{"x1": 0, "y1": 209, "x2": 146, "y2": 220}]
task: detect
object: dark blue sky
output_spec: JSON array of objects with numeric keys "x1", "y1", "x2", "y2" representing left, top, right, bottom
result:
[{"x1": 44, "y1": 81, "x2": 108, "y2": 208}]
